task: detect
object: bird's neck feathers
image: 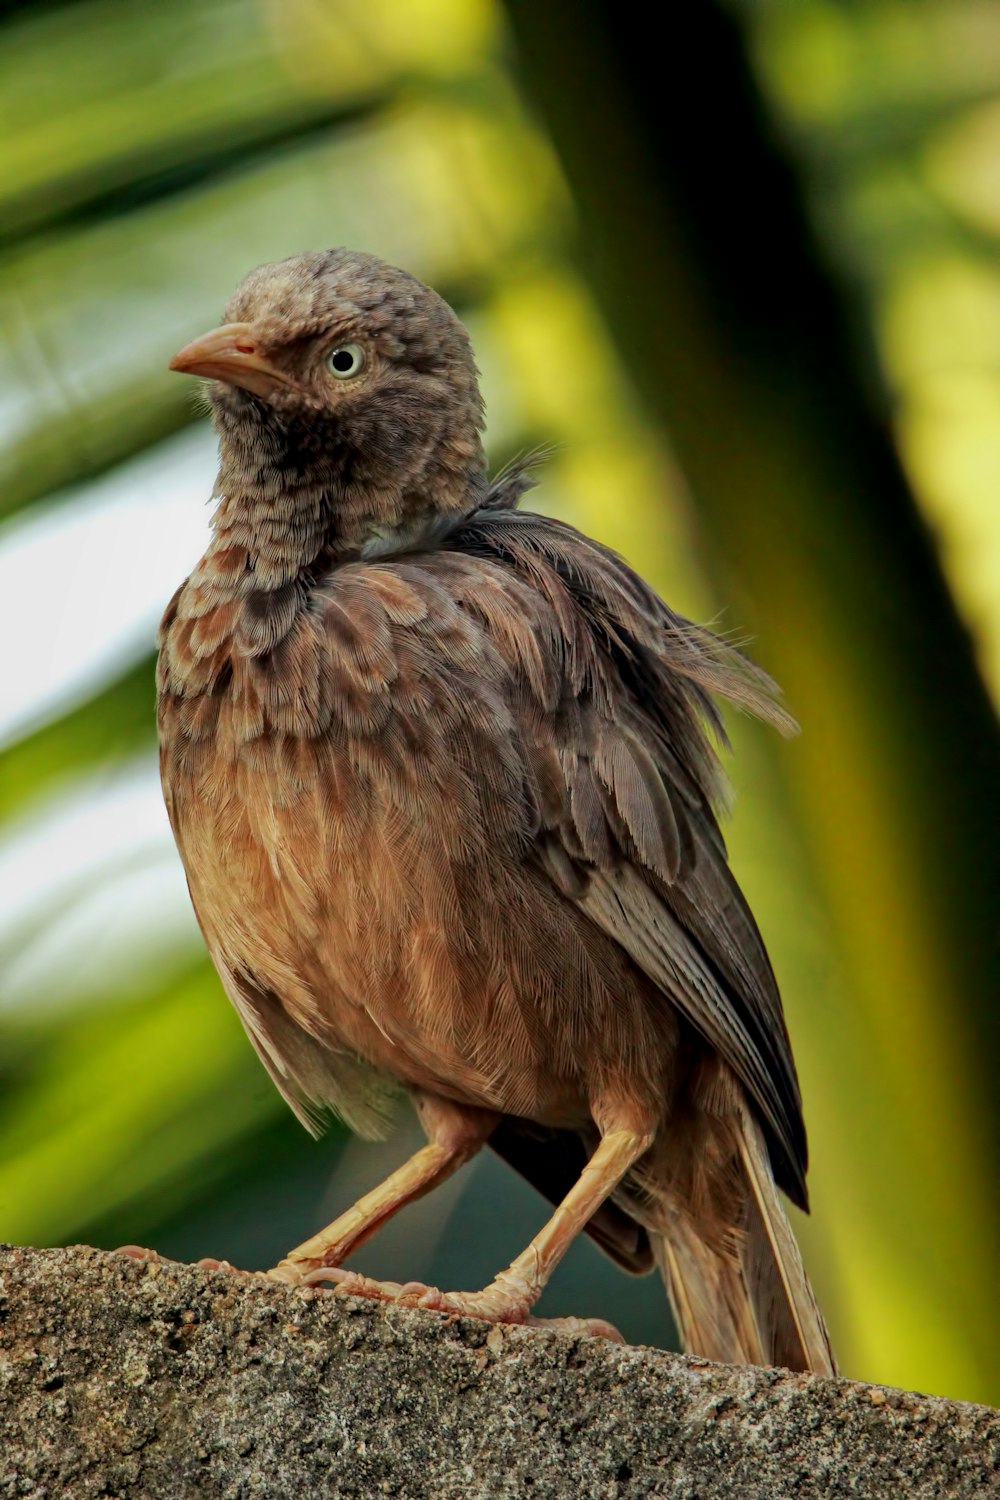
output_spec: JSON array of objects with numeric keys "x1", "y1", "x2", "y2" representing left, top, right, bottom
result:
[{"x1": 200, "y1": 398, "x2": 487, "y2": 596}]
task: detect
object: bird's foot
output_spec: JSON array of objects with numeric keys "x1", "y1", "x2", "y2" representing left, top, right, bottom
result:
[
  {"x1": 114, "y1": 1245, "x2": 261, "y2": 1279},
  {"x1": 296, "y1": 1265, "x2": 624, "y2": 1342},
  {"x1": 116, "y1": 1250, "x2": 619, "y2": 1340}
]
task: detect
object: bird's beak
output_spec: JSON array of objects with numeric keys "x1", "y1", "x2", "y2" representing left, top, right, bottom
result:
[{"x1": 168, "y1": 322, "x2": 293, "y2": 398}]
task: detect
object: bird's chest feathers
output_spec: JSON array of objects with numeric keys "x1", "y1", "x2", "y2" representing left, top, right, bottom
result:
[
  {"x1": 157, "y1": 556, "x2": 528, "y2": 1013},
  {"x1": 157, "y1": 562, "x2": 481, "y2": 955},
  {"x1": 160, "y1": 582, "x2": 378, "y2": 918}
]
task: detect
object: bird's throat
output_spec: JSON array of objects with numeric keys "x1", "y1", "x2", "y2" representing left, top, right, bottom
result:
[{"x1": 206, "y1": 476, "x2": 334, "y2": 595}]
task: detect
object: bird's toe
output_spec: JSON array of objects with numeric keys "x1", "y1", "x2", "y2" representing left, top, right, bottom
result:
[
  {"x1": 525, "y1": 1312, "x2": 625, "y2": 1343},
  {"x1": 113, "y1": 1244, "x2": 176, "y2": 1265}
]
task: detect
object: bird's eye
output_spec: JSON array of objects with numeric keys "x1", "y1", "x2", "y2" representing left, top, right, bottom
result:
[{"x1": 327, "y1": 343, "x2": 365, "y2": 380}]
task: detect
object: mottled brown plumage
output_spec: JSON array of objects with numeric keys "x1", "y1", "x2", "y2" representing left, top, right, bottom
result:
[{"x1": 158, "y1": 248, "x2": 834, "y2": 1370}]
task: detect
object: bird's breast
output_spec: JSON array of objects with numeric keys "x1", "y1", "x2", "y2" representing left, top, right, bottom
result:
[{"x1": 154, "y1": 559, "x2": 605, "y2": 1122}]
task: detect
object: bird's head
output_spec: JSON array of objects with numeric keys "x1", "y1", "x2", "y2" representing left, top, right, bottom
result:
[{"x1": 169, "y1": 249, "x2": 487, "y2": 559}]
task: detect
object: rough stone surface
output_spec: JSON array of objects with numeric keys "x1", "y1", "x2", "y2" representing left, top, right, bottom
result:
[{"x1": 0, "y1": 1245, "x2": 996, "y2": 1499}]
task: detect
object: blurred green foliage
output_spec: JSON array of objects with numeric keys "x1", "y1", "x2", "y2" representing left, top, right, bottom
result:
[{"x1": 0, "y1": 0, "x2": 997, "y2": 1404}]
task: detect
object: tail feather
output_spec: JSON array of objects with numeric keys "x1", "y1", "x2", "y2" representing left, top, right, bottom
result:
[
  {"x1": 656, "y1": 1220, "x2": 767, "y2": 1366},
  {"x1": 737, "y1": 1105, "x2": 836, "y2": 1374},
  {"x1": 651, "y1": 1104, "x2": 836, "y2": 1375}
]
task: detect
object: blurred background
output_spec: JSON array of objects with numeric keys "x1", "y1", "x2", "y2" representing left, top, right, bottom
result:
[{"x1": 1, "y1": 0, "x2": 998, "y2": 1407}]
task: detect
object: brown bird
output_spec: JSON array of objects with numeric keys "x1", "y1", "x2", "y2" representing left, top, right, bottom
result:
[{"x1": 158, "y1": 247, "x2": 834, "y2": 1371}]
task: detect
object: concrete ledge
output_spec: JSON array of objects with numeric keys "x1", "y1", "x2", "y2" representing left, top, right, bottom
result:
[{"x1": 0, "y1": 1245, "x2": 995, "y2": 1498}]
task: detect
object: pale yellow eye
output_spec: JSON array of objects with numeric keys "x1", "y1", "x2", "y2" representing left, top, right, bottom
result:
[{"x1": 327, "y1": 343, "x2": 365, "y2": 379}]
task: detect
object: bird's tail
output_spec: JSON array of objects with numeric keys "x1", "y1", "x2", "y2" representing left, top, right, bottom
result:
[{"x1": 649, "y1": 1102, "x2": 836, "y2": 1375}]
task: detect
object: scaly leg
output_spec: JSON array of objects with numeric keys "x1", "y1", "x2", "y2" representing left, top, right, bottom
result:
[
  {"x1": 305, "y1": 1125, "x2": 652, "y2": 1339},
  {"x1": 268, "y1": 1094, "x2": 498, "y2": 1285}
]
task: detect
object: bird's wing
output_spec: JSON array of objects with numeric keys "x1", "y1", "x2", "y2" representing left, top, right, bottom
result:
[{"x1": 434, "y1": 509, "x2": 809, "y2": 1206}]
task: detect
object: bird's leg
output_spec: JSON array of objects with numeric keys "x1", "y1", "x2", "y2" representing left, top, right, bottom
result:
[
  {"x1": 268, "y1": 1094, "x2": 497, "y2": 1285},
  {"x1": 307, "y1": 1124, "x2": 652, "y2": 1340}
]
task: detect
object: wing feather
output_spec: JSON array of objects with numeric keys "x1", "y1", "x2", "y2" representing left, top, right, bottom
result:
[{"x1": 449, "y1": 507, "x2": 808, "y2": 1205}]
